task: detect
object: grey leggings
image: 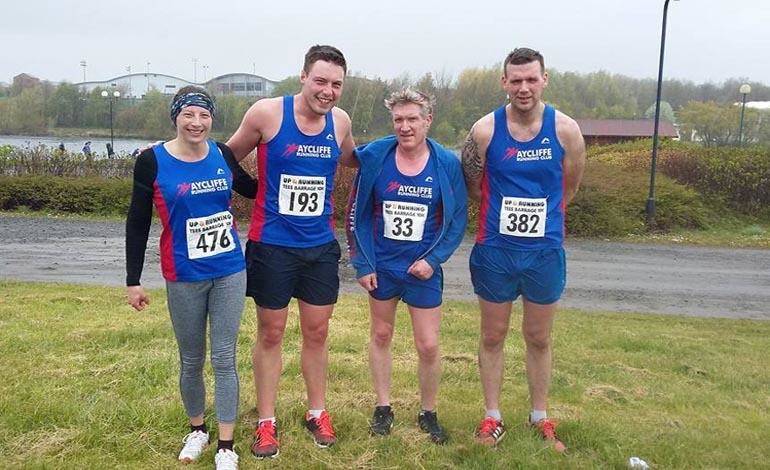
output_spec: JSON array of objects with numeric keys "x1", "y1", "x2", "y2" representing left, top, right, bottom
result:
[{"x1": 166, "y1": 270, "x2": 246, "y2": 424}]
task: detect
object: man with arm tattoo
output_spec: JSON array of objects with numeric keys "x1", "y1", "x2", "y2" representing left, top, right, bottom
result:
[{"x1": 461, "y1": 47, "x2": 585, "y2": 452}]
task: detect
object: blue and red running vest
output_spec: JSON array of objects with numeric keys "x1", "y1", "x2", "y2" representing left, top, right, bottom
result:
[
  {"x1": 372, "y1": 149, "x2": 442, "y2": 271},
  {"x1": 153, "y1": 140, "x2": 245, "y2": 282},
  {"x1": 477, "y1": 104, "x2": 566, "y2": 249},
  {"x1": 248, "y1": 95, "x2": 341, "y2": 247}
]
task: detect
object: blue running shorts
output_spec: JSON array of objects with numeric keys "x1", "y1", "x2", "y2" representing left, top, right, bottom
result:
[
  {"x1": 370, "y1": 267, "x2": 443, "y2": 309},
  {"x1": 469, "y1": 244, "x2": 566, "y2": 304}
]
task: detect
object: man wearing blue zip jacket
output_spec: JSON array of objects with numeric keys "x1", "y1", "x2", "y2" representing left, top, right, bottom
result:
[{"x1": 346, "y1": 88, "x2": 467, "y2": 444}]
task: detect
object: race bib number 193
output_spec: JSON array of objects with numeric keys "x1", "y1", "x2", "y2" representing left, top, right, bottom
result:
[
  {"x1": 186, "y1": 211, "x2": 236, "y2": 259},
  {"x1": 279, "y1": 174, "x2": 326, "y2": 216},
  {"x1": 498, "y1": 197, "x2": 547, "y2": 237}
]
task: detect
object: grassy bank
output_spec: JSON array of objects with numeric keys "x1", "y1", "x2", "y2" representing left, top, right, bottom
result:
[{"x1": 2, "y1": 281, "x2": 769, "y2": 468}]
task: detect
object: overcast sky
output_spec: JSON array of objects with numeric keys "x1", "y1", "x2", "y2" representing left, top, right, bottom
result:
[{"x1": 4, "y1": 0, "x2": 769, "y2": 89}]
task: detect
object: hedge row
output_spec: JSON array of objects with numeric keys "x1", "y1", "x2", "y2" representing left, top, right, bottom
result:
[
  {"x1": 0, "y1": 145, "x2": 135, "y2": 178},
  {"x1": 0, "y1": 176, "x2": 132, "y2": 216},
  {"x1": 590, "y1": 140, "x2": 770, "y2": 219},
  {"x1": 2, "y1": 140, "x2": 759, "y2": 238}
]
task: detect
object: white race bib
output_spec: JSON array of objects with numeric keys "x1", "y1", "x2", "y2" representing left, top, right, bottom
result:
[
  {"x1": 382, "y1": 200, "x2": 428, "y2": 242},
  {"x1": 186, "y1": 210, "x2": 236, "y2": 259},
  {"x1": 278, "y1": 174, "x2": 326, "y2": 216},
  {"x1": 498, "y1": 197, "x2": 547, "y2": 237}
]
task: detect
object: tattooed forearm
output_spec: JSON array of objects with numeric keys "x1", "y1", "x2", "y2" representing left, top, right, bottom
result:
[{"x1": 461, "y1": 131, "x2": 483, "y2": 181}]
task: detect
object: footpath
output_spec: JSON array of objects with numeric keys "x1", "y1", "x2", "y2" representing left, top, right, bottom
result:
[{"x1": 1, "y1": 215, "x2": 769, "y2": 319}]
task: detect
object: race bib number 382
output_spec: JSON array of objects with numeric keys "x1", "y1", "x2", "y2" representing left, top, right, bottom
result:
[
  {"x1": 186, "y1": 211, "x2": 236, "y2": 259},
  {"x1": 498, "y1": 197, "x2": 547, "y2": 237},
  {"x1": 279, "y1": 174, "x2": 326, "y2": 216}
]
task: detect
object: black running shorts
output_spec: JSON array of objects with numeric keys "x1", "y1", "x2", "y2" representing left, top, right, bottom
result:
[{"x1": 245, "y1": 240, "x2": 340, "y2": 309}]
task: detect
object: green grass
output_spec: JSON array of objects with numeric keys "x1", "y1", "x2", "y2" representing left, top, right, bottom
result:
[
  {"x1": 619, "y1": 221, "x2": 770, "y2": 248},
  {"x1": 2, "y1": 281, "x2": 769, "y2": 468}
]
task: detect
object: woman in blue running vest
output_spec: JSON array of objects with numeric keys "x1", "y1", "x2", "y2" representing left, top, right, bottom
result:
[{"x1": 125, "y1": 86, "x2": 256, "y2": 469}]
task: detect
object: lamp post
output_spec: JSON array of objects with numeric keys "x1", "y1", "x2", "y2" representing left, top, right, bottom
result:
[
  {"x1": 646, "y1": 0, "x2": 679, "y2": 227},
  {"x1": 126, "y1": 65, "x2": 132, "y2": 100},
  {"x1": 738, "y1": 84, "x2": 751, "y2": 146},
  {"x1": 101, "y1": 90, "x2": 121, "y2": 156},
  {"x1": 146, "y1": 61, "x2": 151, "y2": 93}
]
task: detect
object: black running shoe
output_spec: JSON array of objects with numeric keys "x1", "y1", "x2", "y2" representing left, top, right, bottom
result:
[
  {"x1": 417, "y1": 410, "x2": 448, "y2": 444},
  {"x1": 370, "y1": 406, "x2": 394, "y2": 436}
]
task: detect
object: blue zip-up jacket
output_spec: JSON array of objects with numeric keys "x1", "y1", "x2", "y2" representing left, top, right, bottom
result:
[{"x1": 346, "y1": 135, "x2": 467, "y2": 279}]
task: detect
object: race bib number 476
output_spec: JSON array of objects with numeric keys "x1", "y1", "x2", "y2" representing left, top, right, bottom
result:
[
  {"x1": 186, "y1": 211, "x2": 236, "y2": 259},
  {"x1": 498, "y1": 197, "x2": 547, "y2": 237},
  {"x1": 279, "y1": 174, "x2": 326, "y2": 216}
]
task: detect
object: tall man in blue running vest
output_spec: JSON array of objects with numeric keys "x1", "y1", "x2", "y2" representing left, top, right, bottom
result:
[
  {"x1": 226, "y1": 45, "x2": 357, "y2": 459},
  {"x1": 461, "y1": 47, "x2": 585, "y2": 452}
]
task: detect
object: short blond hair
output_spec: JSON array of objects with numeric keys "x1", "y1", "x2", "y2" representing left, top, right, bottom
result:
[{"x1": 384, "y1": 87, "x2": 434, "y2": 117}]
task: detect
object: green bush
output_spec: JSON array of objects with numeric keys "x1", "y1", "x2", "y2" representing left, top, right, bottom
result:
[
  {"x1": 590, "y1": 140, "x2": 770, "y2": 219},
  {"x1": 661, "y1": 146, "x2": 770, "y2": 218},
  {"x1": 0, "y1": 176, "x2": 132, "y2": 216},
  {"x1": 0, "y1": 145, "x2": 135, "y2": 178},
  {"x1": 1, "y1": 140, "x2": 759, "y2": 239},
  {"x1": 567, "y1": 160, "x2": 712, "y2": 237}
]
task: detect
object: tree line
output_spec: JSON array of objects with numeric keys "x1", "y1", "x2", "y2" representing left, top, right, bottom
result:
[{"x1": 2, "y1": 66, "x2": 769, "y2": 146}]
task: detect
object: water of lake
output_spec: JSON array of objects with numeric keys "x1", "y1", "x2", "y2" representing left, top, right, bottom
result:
[{"x1": 0, "y1": 135, "x2": 152, "y2": 155}]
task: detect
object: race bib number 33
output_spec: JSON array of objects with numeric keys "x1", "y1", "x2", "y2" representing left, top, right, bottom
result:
[
  {"x1": 498, "y1": 197, "x2": 547, "y2": 237},
  {"x1": 279, "y1": 174, "x2": 326, "y2": 216},
  {"x1": 186, "y1": 211, "x2": 236, "y2": 259},
  {"x1": 383, "y1": 200, "x2": 428, "y2": 242}
]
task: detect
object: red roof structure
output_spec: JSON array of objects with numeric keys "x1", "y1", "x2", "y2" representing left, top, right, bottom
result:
[{"x1": 576, "y1": 119, "x2": 678, "y2": 145}]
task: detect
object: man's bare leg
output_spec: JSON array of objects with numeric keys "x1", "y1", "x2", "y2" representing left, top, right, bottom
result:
[
  {"x1": 478, "y1": 298, "x2": 513, "y2": 410},
  {"x1": 408, "y1": 305, "x2": 441, "y2": 410},
  {"x1": 368, "y1": 297, "x2": 399, "y2": 406},
  {"x1": 298, "y1": 300, "x2": 334, "y2": 410},
  {"x1": 253, "y1": 306, "x2": 289, "y2": 419}
]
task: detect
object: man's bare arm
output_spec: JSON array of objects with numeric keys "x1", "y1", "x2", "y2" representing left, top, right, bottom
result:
[
  {"x1": 557, "y1": 115, "x2": 586, "y2": 206},
  {"x1": 226, "y1": 99, "x2": 275, "y2": 162},
  {"x1": 334, "y1": 108, "x2": 359, "y2": 168},
  {"x1": 461, "y1": 116, "x2": 493, "y2": 202}
]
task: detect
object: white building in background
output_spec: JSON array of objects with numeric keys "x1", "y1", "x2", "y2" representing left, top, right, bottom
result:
[
  {"x1": 745, "y1": 101, "x2": 770, "y2": 110},
  {"x1": 76, "y1": 72, "x2": 278, "y2": 100}
]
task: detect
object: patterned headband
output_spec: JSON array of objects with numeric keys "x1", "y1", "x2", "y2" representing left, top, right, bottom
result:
[{"x1": 170, "y1": 92, "x2": 216, "y2": 124}]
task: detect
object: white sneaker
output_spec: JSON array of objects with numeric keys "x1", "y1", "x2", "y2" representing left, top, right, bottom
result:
[
  {"x1": 178, "y1": 430, "x2": 209, "y2": 462},
  {"x1": 215, "y1": 448, "x2": 239, "y2": 470}
]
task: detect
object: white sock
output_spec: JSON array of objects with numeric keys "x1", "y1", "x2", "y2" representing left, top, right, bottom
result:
[
  {"x1": 258, "y1": 417, "x2": 276, "y2": 425},
  {"x1": 308, "y1": 409, "x2": 325, "y2": 419},
  {"x1": 485, "y1": 409, "x2": 502, "y2": 421},
  {"x1": 530, "y1": 409, "x2": 547, "y2": 424}
]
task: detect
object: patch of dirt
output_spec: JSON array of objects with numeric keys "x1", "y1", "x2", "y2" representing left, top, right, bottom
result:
[{"x1": 2, "y1": 215, "x2": 769, "y2": 319}]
